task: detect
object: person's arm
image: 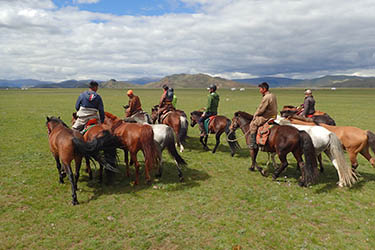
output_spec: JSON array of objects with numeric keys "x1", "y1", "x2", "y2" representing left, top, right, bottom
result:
[
  {"x1": 75, "y1": 94, "x2": 82, "y2": 111},
  {"x1": 159, "y1": 92, "x2": 166, "y2": 106},
  {"x1": 301, "y1": 98, "x2": 309, "y2": 117},
  {"x1": 254, "y1": 96, "x2": 269, "y2": 117},
  {"x1": 97, "y1": 96, "x2": 105, "y2": 123}
]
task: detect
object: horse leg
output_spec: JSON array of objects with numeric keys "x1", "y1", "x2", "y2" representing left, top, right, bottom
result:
[
  {"x1": 317, "y1": 154, "x2": 324, "y2": 173},
  {"x1": 249, "y1": 148, "x2": 266, "y2": 176},
  {"x1": 130, "y1": 152, "x2": 139, "y2": 185},
  {"x1": 54, "y1": 156, "x2": 65, "y2": 184},
  {"x1": 200, "y1": 135, "x2": 209, "y2": 150},
  {"x1": 85, "y1": 156, "x2": 93, "y2": 180},
  {"x1": 272, "y1": 152, "x2": 288, "y2": 181},
  {"x1": 124, "y1": 149, "x2": 130, "y2": 177},
  {"x1": 74, "y1": 156, "x2": 82, "y2": 190},
  {"x1": 359, "y1": 146, "x2": 375, "y2": 168},
  {"x1": 63, "y1": 162, "x2": 79, "y2": 205},
  {"x1": 212, "y1": 132, "x2": 222, "y2": 154},
  {"x1": 324, "y1": 150, "x2": 344, "y2": 187},
  {"x1": 292, "y1": 150, "x2": 306, "y2": 187},
  {"x1": 156, "y1": 151, "x2": 163, "y2": 179},
  {"x1": 348, "y1": 151, "x2": 359, "y2": 169}
]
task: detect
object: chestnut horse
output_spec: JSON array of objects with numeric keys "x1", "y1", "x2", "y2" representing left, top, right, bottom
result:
[
  {"x1": 104, "y1": 112, "x2": 160, "y2": 185},
  {"x1": 230, "y1": 111, "x2": 318, "y2": 187},
  {"x1": 151, "y1": 105, "x2": 188, "y2": 153},
  {"x1": 46, "y1": 116, "x2": 118, "y2": 205},
  {"x1": 190, "y1": 111, "x2": 240, "y2": 156},
  {"x1": 280, "y1": 106, "x2": 336, "y2": 125},
  {"x1": 284, "y1": 116, "x2": 375, "y2": 170}
]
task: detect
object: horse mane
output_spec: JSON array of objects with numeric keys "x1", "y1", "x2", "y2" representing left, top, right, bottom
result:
[
  {"x1": 105, "y1": 112, "x2": 119, "y2": 121},
  {"x1": 191, "y1": 111, "x2": 203, "y2": 116},
  {"x1": 48, "y1": 116, "x2": 69, "y2": 128},
  {"x1": 234, "y1": 111, "x2": 253, "y2": 121}
]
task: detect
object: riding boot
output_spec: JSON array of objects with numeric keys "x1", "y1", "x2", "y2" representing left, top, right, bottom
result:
[{"x1": 249, "y1": 133, "x2": 258, "y2": 150}]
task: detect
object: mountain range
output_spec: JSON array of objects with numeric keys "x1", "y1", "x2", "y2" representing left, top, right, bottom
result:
[{"x1": 2, "y1": 74, "x2": 375, "y2": 89}]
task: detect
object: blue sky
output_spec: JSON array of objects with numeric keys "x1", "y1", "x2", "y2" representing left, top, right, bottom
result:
[{"x1": 52, "y1": 0, "x2": 198, "y2": 16}]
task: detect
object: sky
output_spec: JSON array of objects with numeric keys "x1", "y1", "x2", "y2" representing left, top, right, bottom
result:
[{"x1": 1, "y1": 0, "x2": 375, "y2": 81}]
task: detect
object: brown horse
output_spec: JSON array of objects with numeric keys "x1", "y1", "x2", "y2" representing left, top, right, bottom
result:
[
  {"x1": 104, "y1": 112, "x2": 160, "y2": 185},
  {"x1": 285, "y1": 117, "x2": 375, "y2": 170},
  {"x1": 190, "y1": 111, "x2": 240, "y2": 156},
  {"x1": 280, "y1": 105, "x2": 336, "y2": 125},
  {"x1": 230, "y1": 111, "x2": 319, "y2": 186},
  {"x1": 151, "y1": 105, "x2": 188, "y2": 153},
  {"x1": 46, "y1": 116, "x2": 118, "y2": 205}
]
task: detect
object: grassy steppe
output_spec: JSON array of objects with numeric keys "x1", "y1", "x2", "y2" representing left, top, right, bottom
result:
[{"x1": 1, "y1": 88, "x2": 375, "y2": 249}]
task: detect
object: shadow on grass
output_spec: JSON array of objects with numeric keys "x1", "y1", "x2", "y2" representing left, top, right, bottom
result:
[
  {"x1": 79, "y1": 160, "x2": 210, "y2": 203},
  {"x1": 184, "y1": 135, "x2": 240, "y2": 157}
]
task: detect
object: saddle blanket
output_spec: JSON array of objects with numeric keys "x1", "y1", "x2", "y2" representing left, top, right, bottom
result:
[
  {"x1": 204, "y1": 116, "x2": 216, "y2": 134},
  {"x1": 256, "y1": 120, "x2": 275, "y2": 146}
]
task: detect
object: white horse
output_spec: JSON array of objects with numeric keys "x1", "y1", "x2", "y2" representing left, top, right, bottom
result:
[{"x1": 275, "y1": 116, "x2": 358, "y2": 187}]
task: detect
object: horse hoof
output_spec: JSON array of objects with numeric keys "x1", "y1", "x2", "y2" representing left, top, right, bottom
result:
[
  {"x1": 272, "y1": 174, "x2": 278, "y2": 180},
  {"x1": 59, "y1": 179, "x2": 64, "y2": 184},
  {"x1": 179, "y1": 176, "x2": 184, "y2": 182},
  {"x1": 231, "y1": 152, "x2": 235, "y2": 157},
  {"x1": 249, "y1": 167, "x2": 255, "y2": 172},
  {"x1": 298, "y1": 181, "x2": 305, "y2": 187},
  {"x1": 72, "y1": 200, "x2": 79, "y2": 206},
  {"x1": 260, "y1": 169, "x2": 268, "y2": 177},
  {"x1": 155, "y1": 174, "x2": 162, "y2": 178}
]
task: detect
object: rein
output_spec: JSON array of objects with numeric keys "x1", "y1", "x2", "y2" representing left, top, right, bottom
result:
[{"x1": 226, "y1": 119, "x2": 251, "y2": 143}]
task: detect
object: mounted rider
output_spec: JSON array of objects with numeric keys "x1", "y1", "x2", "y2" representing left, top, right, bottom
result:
[
  {"x1": 72, "y1": 80, "x2": 104, "y2": 131},
  {"x1": 299, "y1": 89, "x2": 316, "y2": 118},
  {"x1": 125, "y1": 89, "x2": 143, "y2": 118},
  {"x1": 249, "y1": 82, "x2": 278, "y2": 150},
  {"x1": 198, "y1": 84, "x2": 220, "y2": 136},
  {"x1": 158, "y1": 84, "x2": 175, "y2": 122}
]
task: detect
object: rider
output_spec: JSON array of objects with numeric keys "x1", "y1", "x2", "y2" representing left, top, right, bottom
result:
[
  {"x1": 299, "y1": 89, "x2": 316, "y2": 118},
  {"x1": 72, "y1": 80, "x2": 104, "y2": 131},
  {"x1": 198, "y1": 84, "x2": 220, "y2": 136},
  {"x1": 125, "y1": 89, "x2": 143, "y2": 118},
  {"x1": 158, "y1": 84, "x2": 175, "y2": 121},
  {"x1": 249, "y1": 82, "x2": 278, "y2": 150}
]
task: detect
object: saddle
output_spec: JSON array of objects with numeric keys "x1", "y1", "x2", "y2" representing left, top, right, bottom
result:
[
  {"x1": 204, "y1": 116, "x2": 216, "y2": 134},
  {"x1": 159, "y1": 110, "x2": 172, "y2": 123},
  {"x1": 256, "y1": 119, "x2": 276, "y2": 146},
  {"x1": 81, "y1": 118, "x2": 98, "y2": 134}
]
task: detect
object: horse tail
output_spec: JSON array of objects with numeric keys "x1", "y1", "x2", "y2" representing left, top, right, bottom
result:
[
  {"x1": 72, "y1": 130, "x2": 120, "y2": 172},
  {"x1": 298, "y1": 131, "x2": 319, "y2": 186},
  {"x1": 165, "y1": 126, "x2": 187, "y2": 166},
  {"x1": 225, "y1": 119, "x2": 241, "y2": 155},
  {"x1": 179, "y1": 115, "x2": 188, "y2": 143},
  {"x1": 328, "y1": 133, "x2": 358, "y2": 187},
  {"x1": 141, "y1": 125, "x2": 161, "y2": 171},
  {"x1": 366, "y1": 130, "x2": 375, "y2": 155}
]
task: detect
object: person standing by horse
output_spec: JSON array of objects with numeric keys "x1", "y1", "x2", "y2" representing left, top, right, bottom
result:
[
  {"x1": 158, "y1": 84, "x2": 175, "y2": 122},
  {"x1": 249, "y1": 82, "x2": 278, "y2": 151},
  {"x1": 198, "y1": 84, "x2": 220, "y2": 136},
  {"x1": 125, "y1": 89, "x2": 143, "y2": 118},
  {"x1": 299, "y1": 89, "x2": 316, "y2": 118},
  {"x1": 72, "y1": 80, "x2": 104, "y2": 131}
]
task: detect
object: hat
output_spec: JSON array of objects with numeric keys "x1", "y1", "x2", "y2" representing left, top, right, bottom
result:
[
  {"x1": 127, "y1": 89, "x2": 133, "y2": 95},
  {"x1": 162, "y1": 84, "x2": 169, "y2": 90},
  {"x1": 304, "y1": 89, "x2": 312, "y2": 95},
  {"x1": 208, "y1": 84, "x2": 217, "y2": 91}
]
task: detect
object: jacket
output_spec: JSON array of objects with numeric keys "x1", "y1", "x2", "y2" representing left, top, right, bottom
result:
[
  {"x1": 301, "y1": 96, "x2": 315, "y2": 116},
  {"x1": 254, "y1": 92, "x2": 277, "y2": 119},
  {"x1": 206, "y1": 92, "x2": 220, "y2": 113},
  {"x1": 75, "y1": 90, "x2": 104, "y2": 123}
]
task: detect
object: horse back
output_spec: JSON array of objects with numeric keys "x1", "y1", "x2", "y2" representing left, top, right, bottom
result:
[
  {"x1": 49, "y1": 126, "x2": 78, "y2": 160},
  {"x1": 209, "y1": 116, "x2": 228, "y2": 133},
  {"x1": 268, "y1": 125, "x2": 300, "y2": 151}
]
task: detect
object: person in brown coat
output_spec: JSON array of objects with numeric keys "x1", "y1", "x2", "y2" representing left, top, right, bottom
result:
[
  {"x1": 249, "y1": 82, "x2": 278, "y2": 150},
  {"x1": 125, "y1": 89, "x2": 143, "y2": 117}
]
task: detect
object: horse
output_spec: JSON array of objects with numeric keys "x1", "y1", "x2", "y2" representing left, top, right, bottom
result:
[
  {"x1": 230, "y1": 111, "x2": 319, "y2": 187},
  {"x1": 283, "y1": 117, "x2": 375, "y2": 170},
  {"x1": 122, "y1": 105, "x2": 152, "y2": 124},
  {"x1": 71, "y1": 113, "x2": 121, "y2": 183},
  {"x1": 190, "y1": 111, "x2": 240, "y2": 156},
  {"x1": 280, "y1": 106, "x2": 336, "y2": 125},
  {"x1": 104, "y1": 112, "x2": 160, "y2": 185},
  {"x1": 151, "y1": 105, "x2": 188, "y2": 153},
  {"x1": 275, "y1": 116, "x2": 358, "y2": 187},
  {"x1": 46, "y1": 116, "x2": 118, "y2": 205},
  {"x1": 120, "y1": 110, "x2": 187, "y2": 182}
]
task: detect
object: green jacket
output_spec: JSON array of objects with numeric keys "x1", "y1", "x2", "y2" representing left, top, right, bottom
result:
[
  {"x1": 172, "y1": 94, "x2": 177, "y2": 108},
  {"x1": 206, "y1": 92, "x2": 219, "y2": 113}
]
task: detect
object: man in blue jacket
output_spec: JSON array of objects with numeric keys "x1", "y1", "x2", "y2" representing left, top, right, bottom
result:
[{"x1": 72, "y1": 81, "x2": 105, "y2": 131}]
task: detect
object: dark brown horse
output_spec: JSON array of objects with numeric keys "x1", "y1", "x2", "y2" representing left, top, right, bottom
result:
[
  {"x1": 104, "y1": 112, "x2": 160, "y2": 185},
  {"x1": 46, "y1": 116, "x2": 118, "y2": 205},
  {"x1": 190, "y1": 111, "x2": 240, "y2": 156},
  {"x1": 280, "y1": 106, "x2": 336, "y2": 125},
  {"x1": 151, "y1": 105, "x2": 188, "y2": 153},
  {"x1": 230, "y1": 111, "x2": 319, "y2": 186}
]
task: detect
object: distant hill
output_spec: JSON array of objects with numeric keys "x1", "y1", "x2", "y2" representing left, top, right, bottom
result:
[
  {"x1": 232, "y1": 77, "x2": 303, "y2": 87},
  {"x1": 127, "y1": 77, "x2": 162, "y2": 85},
  {"x1": 34, "y1": 79, "x2": 93, "y2": 88},
  {"x1": 0, "y1": 79, "x2": 54, "y2": 88},
  {"x1": 101, "y1": 79, "x2": 140, "y2": 89},
  {"x1": 145, "y1": 73, "x2": 254, "y2": 89}
]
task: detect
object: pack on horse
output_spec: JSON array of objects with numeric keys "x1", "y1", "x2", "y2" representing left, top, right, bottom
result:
[
  {"x1": 151, "y1": 105, "x2": 188, "y2": 153},
  {"x1": 104, "y1": 112, "x2": 160, "y2": 185},
  {"x1": 283, "y1": 116, "x2": 375, "y2": 171},
  {"x1": 71, "y1": 113, "x2": 122, "y2": 183},
  {"x1": 190, "y1": 111, "x2": 240, "y2": 157},
  {"x1": 275, "y1": 116, "x2": 358, "y2": 187},
  {"x1": 46, "y1": 116, "x2": 118, "y2": 205},
  {"x1": 230, "y1": 111, "x2": 319, "y2": 187},
  {"x1": 280, "y1": 105, "x2": 336, "y2": 126}
]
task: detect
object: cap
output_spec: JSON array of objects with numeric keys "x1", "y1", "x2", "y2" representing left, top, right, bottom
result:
[
  {"x1": 304, "y1": 89, "x2": 312, "y2": 95},
  {"x1": 127, "y1": 89, "x2": 133, "y2": 95}
]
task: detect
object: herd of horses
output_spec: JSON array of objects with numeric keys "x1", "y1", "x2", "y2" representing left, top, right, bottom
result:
[{"x1": 46, "y1": 104, "x2": 375, "y2": 205}]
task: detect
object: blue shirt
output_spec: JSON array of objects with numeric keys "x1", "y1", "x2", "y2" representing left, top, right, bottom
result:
[{"x1": 75, "y1": 90, "x2": 105, "y2": 122}]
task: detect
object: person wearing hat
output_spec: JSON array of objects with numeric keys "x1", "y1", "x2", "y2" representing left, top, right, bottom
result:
[
  {"x1": 198, "y1": 84, "x2": 220, "y2": 136},
  {"x1": 125, "y1": 89, "x2": 143, "y2": 118},
  {"x1": 248, "y1": 82, "x2": 278, "y2": 151},
  {"x1": 300, "y1": 89, "x2": 315, "y2": 118},
  {"x1": 157, "y1": 84, "x2": 175, "y2": 122},
  {"x1": 72, "y1": 80, "x2": 104, "y2": 131}
]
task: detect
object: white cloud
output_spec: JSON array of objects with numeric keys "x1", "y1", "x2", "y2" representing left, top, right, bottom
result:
[
  {"x1": 74, "y1": 0, "x2": 100, "y2": 4},
  {"x1": 0, "y1": 0, "x2": 375, "y2": 81}
]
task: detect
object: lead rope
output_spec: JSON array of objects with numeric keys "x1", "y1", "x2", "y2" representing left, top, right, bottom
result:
[{"x1": 226, "y1": 124, "x2": 251, "y2": 142}]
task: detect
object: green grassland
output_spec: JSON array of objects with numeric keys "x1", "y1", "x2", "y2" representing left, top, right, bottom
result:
[{"x1": 1, "y1": 88, "x2": 375, "y2": 249}]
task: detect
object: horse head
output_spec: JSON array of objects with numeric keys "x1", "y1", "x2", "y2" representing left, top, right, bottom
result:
[{"x1": 189, "y1": 111, "x2": 203, "y2": 127}]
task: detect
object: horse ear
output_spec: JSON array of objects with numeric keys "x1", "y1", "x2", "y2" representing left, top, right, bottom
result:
[{"x1": 46, "y1": 116, "x2": 50, "y2": 122}]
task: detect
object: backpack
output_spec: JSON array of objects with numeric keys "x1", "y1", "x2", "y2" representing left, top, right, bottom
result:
[{"x1": 166, "y1": 88, "x2": 174, "y2": 101}]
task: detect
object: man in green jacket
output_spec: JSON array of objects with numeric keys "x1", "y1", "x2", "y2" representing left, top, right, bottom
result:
[{"x1": 199, "y1": 84, "x2": 220, "y2": 136}]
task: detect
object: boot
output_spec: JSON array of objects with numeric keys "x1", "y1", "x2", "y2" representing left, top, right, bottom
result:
[{"x1": 249, "y1": 133, "x2": 258, "y2": 150}]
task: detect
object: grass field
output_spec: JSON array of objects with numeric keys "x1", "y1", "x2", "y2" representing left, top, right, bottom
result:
[{"x1": 1, "y1": 88, "x2": 375, "y2": 249}]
